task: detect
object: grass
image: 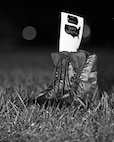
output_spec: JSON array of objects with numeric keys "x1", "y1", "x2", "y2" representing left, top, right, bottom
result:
[{"x1": 0, "y1": 68, "x2": 114, "y2": 142}]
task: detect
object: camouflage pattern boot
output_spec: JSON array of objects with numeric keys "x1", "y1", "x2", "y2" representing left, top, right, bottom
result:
[
  {"x1": 34, "y1": 50, "x2": 88, "y2": 107},
  {"x1": 72, "y1": 53, "x2": 98, "y2": 109}
]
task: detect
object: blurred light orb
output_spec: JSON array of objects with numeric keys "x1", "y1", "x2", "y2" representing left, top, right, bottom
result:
[
  {"x1": 22, "y1": 26, "x2": 37, "y2": 40},
  {"x1": 83, "y1": 24, "x2": 91, "y2": 38}
]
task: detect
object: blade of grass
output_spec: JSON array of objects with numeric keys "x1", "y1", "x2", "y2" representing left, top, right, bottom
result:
[{"x1": 14, "y1": 88, "x2": 28, "y2": 113}]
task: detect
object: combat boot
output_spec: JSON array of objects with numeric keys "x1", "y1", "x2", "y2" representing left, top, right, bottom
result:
[{"x1": 34, "y1": 50, "x2": 88, "y2": 107}]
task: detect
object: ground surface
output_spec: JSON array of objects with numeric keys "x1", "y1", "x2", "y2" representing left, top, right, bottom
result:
[{"x1": 0, "y1": 46, "x2": 114, "y2": 142}]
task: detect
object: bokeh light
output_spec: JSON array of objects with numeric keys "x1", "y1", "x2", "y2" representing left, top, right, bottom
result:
[
  {"x1": 22, "y1": 26, "x2": 37, "y2": 40},
  {"x1": 83, "y1": 24, "x2": 91, "y2": 38}
]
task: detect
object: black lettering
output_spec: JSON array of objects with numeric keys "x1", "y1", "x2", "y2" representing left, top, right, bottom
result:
[
  {"x1": 65, "y1": 24, "x2": 80, "y2": 38},
  {"x1": 67, "y1": 15, "x2": 78, "y2": 25}
]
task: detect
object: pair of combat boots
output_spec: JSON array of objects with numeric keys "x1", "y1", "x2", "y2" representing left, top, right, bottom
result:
[{"x1": 29, "y1": 49, "x2": 98, "y2": 109}]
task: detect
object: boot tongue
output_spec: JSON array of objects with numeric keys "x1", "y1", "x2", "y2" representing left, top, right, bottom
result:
[
  {"x1": 51, "y1": 50, "x2": 87, "y2": 68},
  {"x1": 69, "y1": 50, "x2": 87, "y2": 70},
  {"x1": 51, "y1": 51, "x2": 69, "y2": 66},
  {"x1": 51, "y1": 52, "x2": 61, "y2": 66}
]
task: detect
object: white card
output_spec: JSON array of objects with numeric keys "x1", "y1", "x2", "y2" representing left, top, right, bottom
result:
[{"x1": 59, "y1": 12, "x2": 84, "y2": 52}]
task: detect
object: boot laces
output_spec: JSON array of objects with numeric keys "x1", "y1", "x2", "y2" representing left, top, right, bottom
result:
[{"x1": 52, "y1": 53, "x2": 72, "y2": 100}]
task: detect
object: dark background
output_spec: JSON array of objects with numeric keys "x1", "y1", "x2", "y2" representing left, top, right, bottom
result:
[
  {"x1": 0, "y1": 2, "x2": 114, "y2": 51},
  {"x1": 0, "y1": 2, "x2": 114, "y2": 88}
]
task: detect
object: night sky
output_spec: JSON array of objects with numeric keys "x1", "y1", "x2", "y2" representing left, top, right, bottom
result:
[{"x1": 0, "y1": 2, "x2": 114, "y2": 51}]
